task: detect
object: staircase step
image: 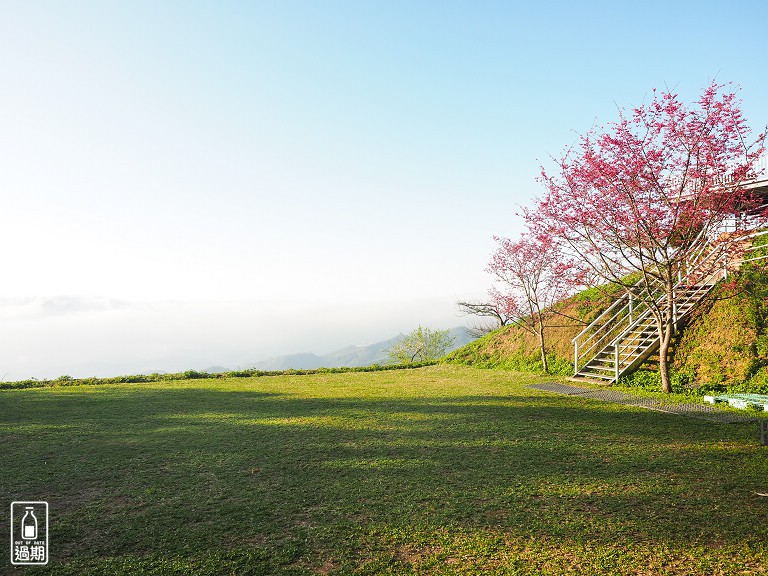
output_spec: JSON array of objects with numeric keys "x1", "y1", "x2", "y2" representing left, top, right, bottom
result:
[
  {"x1": 576, "y1": 371, "x2": 614, "y2": 381},
  {"x1": 575, "y1": 274, "x2": 718, "y2": 380},
  {"x1": 582, "y1": 361, "x2": 615, "y2": 369},
  {"x1": 583, "y1": 365, "x2": 615, "y2": 374},
  {"x1": 625, "y1": 332, "x2": 655, "y2": 340}
]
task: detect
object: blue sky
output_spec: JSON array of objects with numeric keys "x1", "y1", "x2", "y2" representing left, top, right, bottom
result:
[{"x1": 1, "y1": 1, "x2": 766, "y2": 379}]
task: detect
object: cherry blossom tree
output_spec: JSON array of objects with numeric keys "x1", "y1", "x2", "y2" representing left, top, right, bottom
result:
[
  {"x1": 534, "y1": 81, "x2": 765, "y2": 392},
  {"x1": 487, "y1": 230, "x2": 577, "y2": 372}
]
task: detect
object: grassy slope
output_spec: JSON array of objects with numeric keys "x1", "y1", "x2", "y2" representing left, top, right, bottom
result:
[
  {"x1": 444, "y1": 285, "x2": 622, "y2": 376},
  {"x1": 672, "y1": 268, "x2": 768, "y2": 391},
  {"x1": 446, "y1": 270, "x2": 768, "y2": 392},
  {"x1": 1, "y1": 365, "x2": 767, "y2": 575}
]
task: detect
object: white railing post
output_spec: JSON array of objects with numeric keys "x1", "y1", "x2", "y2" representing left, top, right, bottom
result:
[
  {"x1": 574, "y1": 340, "x2": 579, "y2": 376},
  {"x1": 615, "y1": 345, "x2": 620, "y2": 382},
  {"x1": 673, "y1": 294, "x2": 678, "y2": 333},
  {"x1": 629, "y1": 293, "x2": 633, "y2": 324}
]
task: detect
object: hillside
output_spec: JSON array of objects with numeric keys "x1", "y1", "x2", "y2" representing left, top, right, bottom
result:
[
  {"x1": 446, "y1": 270, "x2": 768, "y2": 392},
  {"x1": 248, "y1": 327, "x2": 476, "y2": 371},
  {"x1": 445, "y1": 285, "x2": 619, "y2": 374},
  {"x1": 671, "y1": 268, "x2": 768, "y2": 391}
]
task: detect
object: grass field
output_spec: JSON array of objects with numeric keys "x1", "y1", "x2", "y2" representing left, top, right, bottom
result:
[{"x1": 1, "y1": 365, "x2": 767, "y2": 575}]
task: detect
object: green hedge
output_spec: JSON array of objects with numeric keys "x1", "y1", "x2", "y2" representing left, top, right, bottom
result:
[{"x1": 0, "y1": 362, "x2": 438, "y2": 391}]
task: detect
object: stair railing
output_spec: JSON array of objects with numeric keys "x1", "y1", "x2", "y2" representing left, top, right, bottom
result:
[
  {"x1": 606, "y1": 242, "x2": 728, "y2": 381},
  {"x1": 573, "y1": 235, "x2": 730, "y2": 378},
  {"x1": 572, "y1": 279, "x2": 652, "y2": 375}
]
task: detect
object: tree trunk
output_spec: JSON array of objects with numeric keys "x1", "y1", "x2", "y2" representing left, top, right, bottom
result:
[
  {"x1": 537, "y1": 317, "x2": 549, "y2": 373},
  {"x1": 659, "y1": 330, "x2": 673, "y2": 393},
  {"x1": 658, "y1": 289, "x2": 675, "y2": 393}
]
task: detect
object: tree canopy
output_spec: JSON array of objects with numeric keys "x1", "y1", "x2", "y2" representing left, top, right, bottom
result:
[
  {"x1": 531, "y1": 81, "x2": 765, "y2": 391},
  {"x1": 386, "y1": 327, "x2": 455, "y2": 365}
]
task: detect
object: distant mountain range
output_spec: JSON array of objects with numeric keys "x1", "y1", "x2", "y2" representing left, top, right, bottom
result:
[{"x1": 243, "y1": 326, "x2": 476, "y2": 371}]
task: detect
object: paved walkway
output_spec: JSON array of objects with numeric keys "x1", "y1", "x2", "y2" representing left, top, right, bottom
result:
[{"x1": 528, "y1": 382, "x2": 758, "y2": 424}]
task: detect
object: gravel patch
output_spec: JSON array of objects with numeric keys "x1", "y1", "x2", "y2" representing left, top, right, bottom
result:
[{"x1": 528, "y1": 382, "x2": 758, "y2": 423}]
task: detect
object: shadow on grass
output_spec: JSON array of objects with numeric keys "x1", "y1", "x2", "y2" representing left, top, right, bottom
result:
[{"x1": 1, "y1": 384, "x2": 766, "y2": 573}]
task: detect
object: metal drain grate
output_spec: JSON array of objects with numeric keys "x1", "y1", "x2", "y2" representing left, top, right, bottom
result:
[{"x1": 528, "y1": 382, "x2": 758, "y2": 424}]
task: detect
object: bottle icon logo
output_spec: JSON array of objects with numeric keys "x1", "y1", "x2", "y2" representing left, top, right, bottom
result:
[
  {"x1": 10, "y1": 501, "x2": 48, "y2": 565},
  {"x1": 21, "y1": 507, "x2": 38, "y2": 540}
]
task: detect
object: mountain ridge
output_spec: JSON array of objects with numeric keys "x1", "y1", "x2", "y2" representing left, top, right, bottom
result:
[{"x1": 245, "y1": 327, "x2": 475, "y2": 371}]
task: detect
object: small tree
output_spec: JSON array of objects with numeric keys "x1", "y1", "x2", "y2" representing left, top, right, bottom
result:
[
  {"x1": 386, "y1": 326, "x2": 455, "y2": 365},
  {"x1": 535, "y1": 81, "x2": 765, "y2": 392},
  {"x1": 487, "y1": 230, "x2": 577, "y2": 372}
]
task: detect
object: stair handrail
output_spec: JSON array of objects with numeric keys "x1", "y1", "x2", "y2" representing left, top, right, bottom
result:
[
  {"x1": 574, "y1": 217, "x2": 764, "y2": 379},
  {"x1": 607, "y1": 241, "x2": 727, "y2": 380},
  {"x1": 572, "y1": 226, "x2": 738, "y2": 376},
  {"x1": 611, "y1": 241, "x2": 725, "y2": 352},
  {"x1": 572, "y1": 287, "x2": 632, "y2": 374},
  {"x1": 572, "y1": 291, "x2": 631, "y2": 343},
  {"x1": 572, "y1": 273, "x2": 666, "y2": 374},
  {"x1": 730, "y1": 228, "x2": 768, "y2": 265},
  {"x1": 611, "y1": 281, "x2": 719, "y2": 380}
]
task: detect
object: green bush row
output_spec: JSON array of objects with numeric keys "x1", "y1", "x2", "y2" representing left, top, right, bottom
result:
[
  {"x1": 619, "y1": 368, "x2": 768, "y2": 396},
  {"x1": 0, "y1": 362, "x2": 438, "y2": 391}
]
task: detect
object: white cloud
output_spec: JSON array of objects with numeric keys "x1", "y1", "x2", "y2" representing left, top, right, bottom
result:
[
  {"x1": 0, "y1": 296, "x2": 139, "y2": 319},
  {"x1": 0, "y1": 295, "x2": 462, "y2": 380}
]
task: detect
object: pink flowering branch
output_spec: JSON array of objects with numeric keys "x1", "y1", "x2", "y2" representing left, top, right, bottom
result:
[
  {"x1": 487, "y1": 229, "x2": 582, "y2": 372},
  {"x1": 533, "y1": 81, "x2": 766, "y2": 391}
]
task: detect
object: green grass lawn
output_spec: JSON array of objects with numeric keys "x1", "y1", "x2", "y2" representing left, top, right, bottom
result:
[{"x1": 1, "y1": 365, "x2": 767, "y2": 575}]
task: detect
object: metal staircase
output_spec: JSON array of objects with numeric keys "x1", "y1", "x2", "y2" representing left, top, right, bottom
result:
[
  {"x1": 572, "y1": 242, "x2": 728, "y2": 382},
  {"x1": 570, "y1": 155, "x2": 768, "y2": 383}
]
